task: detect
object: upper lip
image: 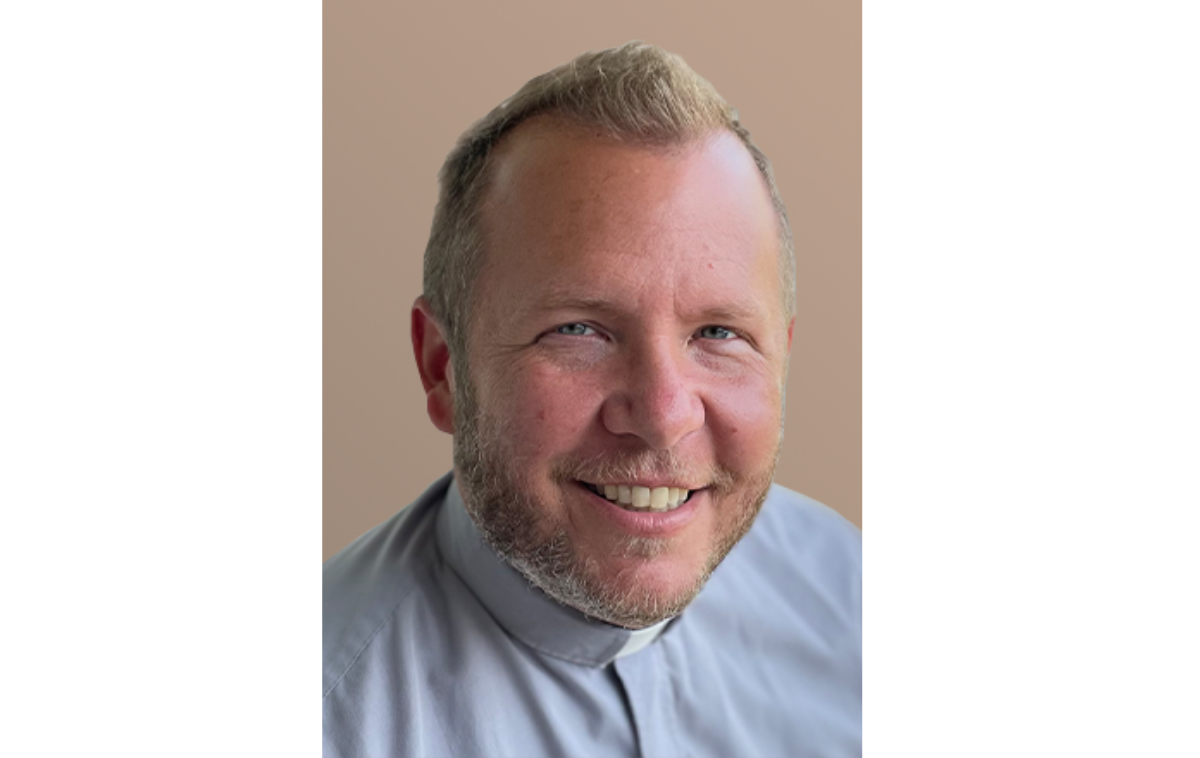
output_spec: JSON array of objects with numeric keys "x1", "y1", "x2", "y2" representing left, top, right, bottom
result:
[{"x1": 578, "y1": 479, "x2": 701, "y2": 490}]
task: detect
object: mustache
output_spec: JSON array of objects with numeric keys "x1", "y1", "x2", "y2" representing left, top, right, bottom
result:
[{"x1": 551, "y1": 449, "x2": 736, "y2": 492}]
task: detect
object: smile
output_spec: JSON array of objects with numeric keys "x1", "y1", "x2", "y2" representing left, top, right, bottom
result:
[{"x1": 578, "y1": 481, "x2": 695, "y2": 513}]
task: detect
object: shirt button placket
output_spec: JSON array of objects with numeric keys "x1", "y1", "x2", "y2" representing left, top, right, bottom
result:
[{"x1": 613, "y1": 643, "x2": 679, "y2": 758}]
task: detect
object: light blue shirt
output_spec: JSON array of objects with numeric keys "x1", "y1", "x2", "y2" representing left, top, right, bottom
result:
[{"x1": 323, "y1": 473, "x2": 861, "y2": 757}]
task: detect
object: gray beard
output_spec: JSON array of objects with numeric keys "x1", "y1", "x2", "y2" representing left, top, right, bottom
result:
[{"x1": 451, "y1": 364, "x2": 777, "y2": 630}]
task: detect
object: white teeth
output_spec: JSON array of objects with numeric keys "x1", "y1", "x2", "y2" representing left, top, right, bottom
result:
[
  {"x1": 591, "y1": 483, "x2": 692, "y2": 512},
  {"x1": 649, "y1": 487, "x2": 669, "y2": 511},
  {"x1": 632, "y1": 486, "x2": 650, "y2": 509}
]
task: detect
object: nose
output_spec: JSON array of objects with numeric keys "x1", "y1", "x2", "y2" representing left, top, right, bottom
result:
[{"x1": 600, "y1": 339, "x2": 705, "y2": 450}]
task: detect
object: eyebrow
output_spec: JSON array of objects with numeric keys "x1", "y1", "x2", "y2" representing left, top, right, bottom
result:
[
  {"x1": 528, "y1": 296, "x2": 622, "y2": 315},
  {"x1": 526, "y1": 294, "x2": 768, "y2": 323}
]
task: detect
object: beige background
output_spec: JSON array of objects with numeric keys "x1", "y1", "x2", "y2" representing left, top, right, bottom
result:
[{"x1": 324, "y1": 1, "x2": 861, "y2": 562}]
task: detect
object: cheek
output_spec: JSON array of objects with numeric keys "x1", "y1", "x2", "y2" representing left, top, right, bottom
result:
[
  {"x1": 489, "y1": 367, "x2": 604, "y2": 460},
  {"x1": 706, "y1": 378, "x2": 783, "y2": 469}
]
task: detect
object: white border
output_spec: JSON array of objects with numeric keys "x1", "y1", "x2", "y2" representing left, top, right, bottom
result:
[
  {"x1": 2, "y1": 2, "x2": 320, "y2": 755},
  {"x1": 866, "y1": 1, "x2": 1200, "y2": 754}
]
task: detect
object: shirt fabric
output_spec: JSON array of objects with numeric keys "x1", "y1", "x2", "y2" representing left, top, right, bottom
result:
[{"x1": 323, "y1": 473, "x2": 861, "y2": 758}]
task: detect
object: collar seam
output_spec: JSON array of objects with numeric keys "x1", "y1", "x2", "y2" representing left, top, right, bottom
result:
[{"x1": 509, "y1": 632, "x2": 621, "y2": 668}]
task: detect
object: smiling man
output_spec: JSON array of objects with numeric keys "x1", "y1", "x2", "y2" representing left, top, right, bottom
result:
[{"x1": 323, "y1": 43, "x2": 861, "y2": 758}]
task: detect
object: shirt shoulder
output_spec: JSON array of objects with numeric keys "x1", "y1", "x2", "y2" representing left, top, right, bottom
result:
[
  {"x1": 710, "y1": 483, "x2": 862, "y2": 638},
  {"x1": 755, "y1": 484, "x2": 862, "y2": 568},
  {"x1": 322, "y1": 474, "x2": 452, "y2": 699}
]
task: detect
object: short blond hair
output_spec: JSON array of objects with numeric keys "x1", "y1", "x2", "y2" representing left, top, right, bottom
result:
[{"x1": 423, "y1": 41, "x2": 795, "y2": 355}]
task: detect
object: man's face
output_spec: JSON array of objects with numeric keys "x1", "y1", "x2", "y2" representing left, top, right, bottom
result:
[{"x1": 453, "y1": 119, "x2": 793, "y2": 629}]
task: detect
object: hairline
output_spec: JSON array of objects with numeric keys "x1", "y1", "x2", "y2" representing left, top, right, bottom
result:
[{"x1": 421, "y1": 45, "x2": 797, "y2": 367}]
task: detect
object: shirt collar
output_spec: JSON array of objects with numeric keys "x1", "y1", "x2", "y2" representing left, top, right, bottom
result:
[{"x1": 436, "y1": 475, "x2": 671, "y2": 667}]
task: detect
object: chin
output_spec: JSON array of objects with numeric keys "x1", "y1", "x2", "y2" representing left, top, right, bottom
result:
[
  {"x1": 617, "y1": 552, "x2": 695, "y2": 583},
  {"x1": 561, "y1": 541, "x2": 714, "y2": 628}
]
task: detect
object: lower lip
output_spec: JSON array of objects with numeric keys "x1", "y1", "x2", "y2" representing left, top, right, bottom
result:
[{"x1": 573, "y1": 482, "x2": 703, "y2": 536}]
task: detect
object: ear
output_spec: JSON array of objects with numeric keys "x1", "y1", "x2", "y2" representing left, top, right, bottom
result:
[
  {"x1": 412, "y1": 297, "x2": 455, "y2": 435},
  {"x1": 787, "y1": 317, "x2": 795, "y2": 352}
]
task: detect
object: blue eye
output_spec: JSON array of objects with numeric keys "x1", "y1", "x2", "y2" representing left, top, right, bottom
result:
[
  {"x1": 555, "y1": 323, "x2": 595, "y2": 336},
  {"x1": 697, "y1": 325, "x2": 736, "y2": 340}
]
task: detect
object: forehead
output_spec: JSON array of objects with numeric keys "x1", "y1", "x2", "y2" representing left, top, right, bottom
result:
[{"x1": 476, "y1": 119, "x2": 783, "y2": 323}]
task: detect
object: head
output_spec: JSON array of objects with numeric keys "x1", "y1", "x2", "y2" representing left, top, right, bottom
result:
[{"x1": 413, "y1": 42, "x2": 796, "y2": 629}]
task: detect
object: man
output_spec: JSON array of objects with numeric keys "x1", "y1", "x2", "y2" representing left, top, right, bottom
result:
[{"x1": 323, "y1": 42, "x2": 861, "y2": 758}]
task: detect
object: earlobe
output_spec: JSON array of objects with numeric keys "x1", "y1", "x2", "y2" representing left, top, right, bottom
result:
[{"x1": 412, "y1": 297, "x2": 455, "y2": 435}]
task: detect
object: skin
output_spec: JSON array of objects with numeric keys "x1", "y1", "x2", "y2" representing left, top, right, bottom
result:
[{"x1": 413, "y1": 118, "x2": 794, "y2": 628}]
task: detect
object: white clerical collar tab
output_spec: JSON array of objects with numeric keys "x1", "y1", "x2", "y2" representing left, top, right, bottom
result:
[{"x1": 615, "y1": 617, "x2": 673, "y2": 659}]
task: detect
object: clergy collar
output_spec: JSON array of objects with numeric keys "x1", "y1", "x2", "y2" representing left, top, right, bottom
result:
[{"x1": 436, "y1": 475, "x2": 672, "y2": 667}]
